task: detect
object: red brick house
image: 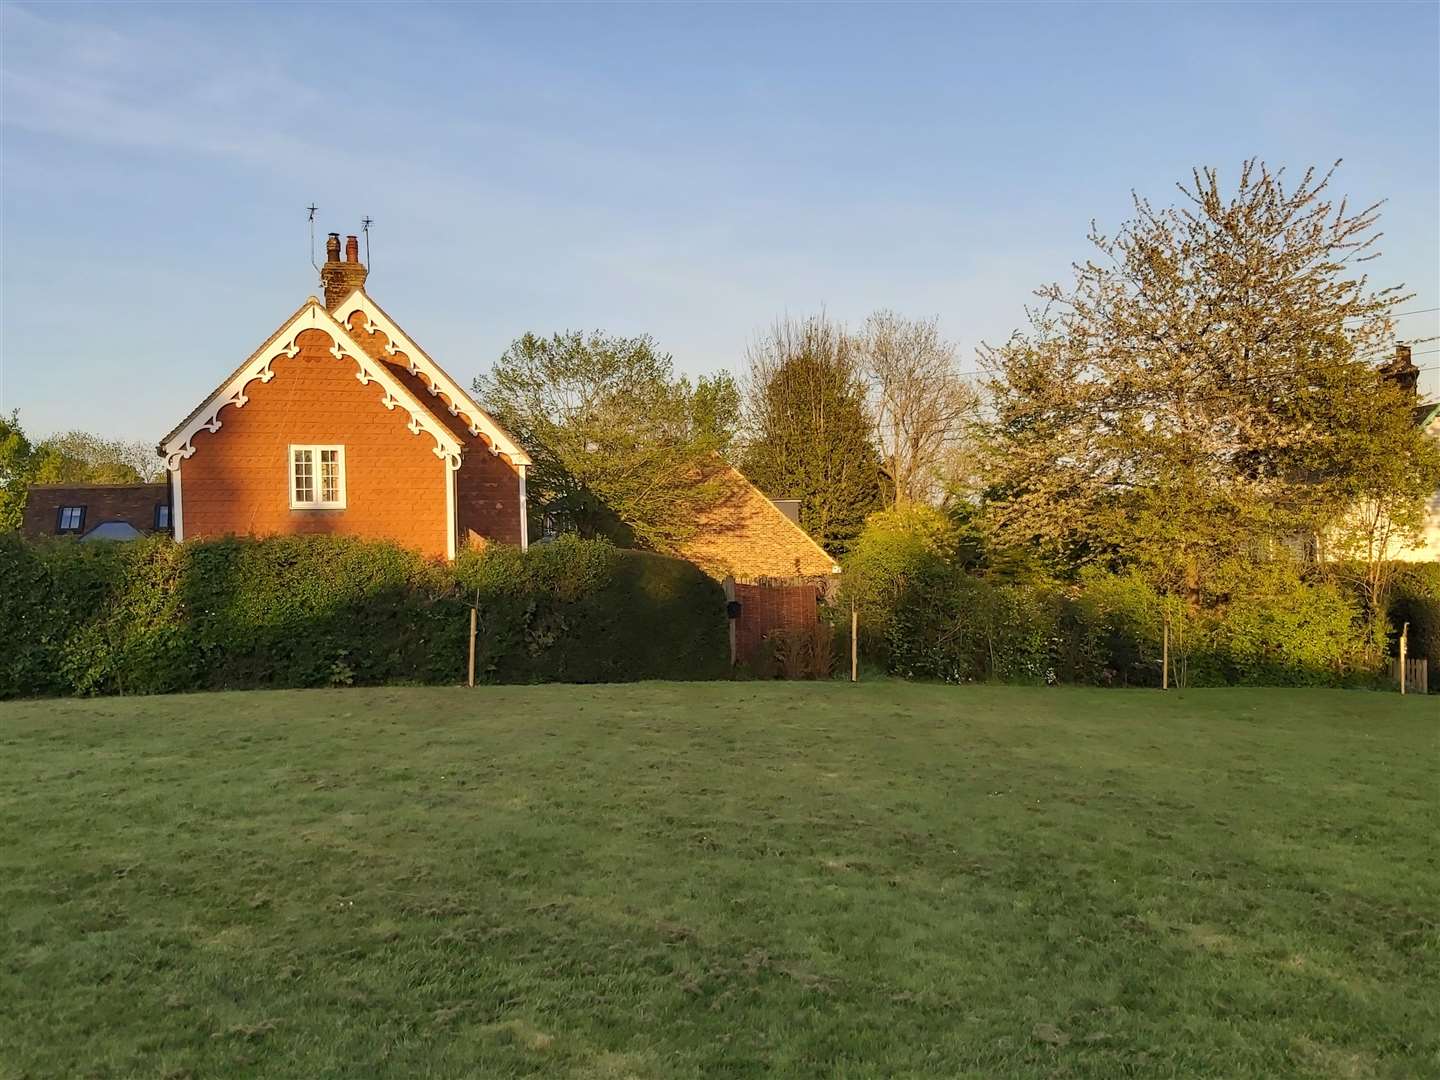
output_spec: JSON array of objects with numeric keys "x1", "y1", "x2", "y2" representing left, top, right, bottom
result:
[
  {"x1": 22, "y1": 482, "x2": 172, "y2": 541},
  {"x1": 22, "y1": 234, "x2": 839, "y2": 579},
  {"x1": 156, "y1": 233, "x2": 530, "y2": 560}
]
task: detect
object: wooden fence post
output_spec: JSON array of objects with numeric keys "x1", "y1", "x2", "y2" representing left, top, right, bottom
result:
[
  {"x1": 851, "y1": 602, "x2": 858, "y2": 683},
  {"x1": 468, "y1": 606, "x2": 477, "y2": 688},
  {"x1": 723, "y1": 576, "x2": 737, "y2": 668},
  {"x1": 1162, "y1": 610, "x2": 1170, "y2": 691},
  {"x1": 1399, "y1": 621, "x2": 1408, "y2": 695}
]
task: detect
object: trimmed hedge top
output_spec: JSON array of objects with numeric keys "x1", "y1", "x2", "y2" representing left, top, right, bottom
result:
[{"x1": 0, "y1": 533, "x2": 728, "y2": 698}]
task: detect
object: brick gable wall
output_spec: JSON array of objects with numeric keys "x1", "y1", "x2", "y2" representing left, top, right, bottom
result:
[
  {"x1": 337, "y1": 308, "x2": 522, "y2": 548},
  {"x1": 177, "y1": 328, "x2": 451, "y2": 558}
]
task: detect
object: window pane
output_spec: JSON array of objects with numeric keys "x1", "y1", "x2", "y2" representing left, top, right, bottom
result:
[
  {"x1": 293, "y1": 449, "x2": 314, "y2": 503},
  {"x1": 320, "y1": 449, "x2": 339, "y2": 503}
]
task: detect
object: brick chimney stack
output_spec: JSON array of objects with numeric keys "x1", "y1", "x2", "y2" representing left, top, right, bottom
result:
[
  {"x1": 1381, "y1": 343, "x2": 1420, "y2": 400},
  {"x1": 320, "y1": 230, "x2": 368, "y2": 311}
]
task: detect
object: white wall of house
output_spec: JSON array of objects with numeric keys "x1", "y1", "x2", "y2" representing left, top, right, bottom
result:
[{"x1": 1390, "y1": 409, "x2": 1440, "y2": 562}]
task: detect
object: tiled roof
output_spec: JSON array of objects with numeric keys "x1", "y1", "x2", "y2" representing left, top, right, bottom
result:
[{"x1": 675, "y1": 463, "x2": 839, "y2": 580}]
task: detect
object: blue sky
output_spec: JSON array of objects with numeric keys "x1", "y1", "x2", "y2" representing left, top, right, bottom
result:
[{"x1": 2, "y1": 1, "x2": 1437, "y2": 442}]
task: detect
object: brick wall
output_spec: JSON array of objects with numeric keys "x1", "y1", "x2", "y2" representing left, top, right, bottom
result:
[
  {"x1": 21, "y1": 483, "x2": 170, "y2": 539},
  {"x1": 178, "y1": 328, "x2": 451, "y2": 558},
  {"x1": 733, "y1": 581, "x2": 819, "y2": 664},
  {"x1": 338, "y1": 308, "x2": 523, "y2": 548}
]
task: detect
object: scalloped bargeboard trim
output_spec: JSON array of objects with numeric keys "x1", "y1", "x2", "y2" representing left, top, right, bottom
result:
[{"x1": 161, "y1": 301, "x2": 463, "y2": 474}]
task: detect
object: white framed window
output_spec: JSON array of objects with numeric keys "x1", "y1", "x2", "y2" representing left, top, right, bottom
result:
[{"x1": 289, "y1": 445, "x2": 346, "y2": 510}]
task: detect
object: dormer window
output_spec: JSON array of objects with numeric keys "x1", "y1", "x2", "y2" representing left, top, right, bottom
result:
[
  {"x1": 56, "y1": 506, "x2": 86, "y2": 534},
  {"x1": 289, "y1": 445, "x2": 346, "y2": 510}
]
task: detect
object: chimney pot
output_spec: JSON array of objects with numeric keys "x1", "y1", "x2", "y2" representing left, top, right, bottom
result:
[{"x1": 319, "y1": 230, "x2": 368, "y2": 311}]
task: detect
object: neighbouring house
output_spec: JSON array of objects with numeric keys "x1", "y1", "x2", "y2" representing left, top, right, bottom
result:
[
  {"x1": 1377, "y1": 345, "x2": 1440, "y2": 562},
  {"x1": 674, "y1": 463, "x2": 840, "y2": 581},
  {"x1": 153, "y1": 232, "x2": 531, "y2": 560},
  {"x1": 21, "y1": 482, "x2": 171, "y2": 541},
  {"x1": 1390, "y1": 397, "x2": 1440, "y2": 561}
]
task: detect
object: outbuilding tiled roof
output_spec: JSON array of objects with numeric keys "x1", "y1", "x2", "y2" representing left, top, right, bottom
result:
[{"x1": 675, "y1": 464, "x2": 839, "y2": 581}]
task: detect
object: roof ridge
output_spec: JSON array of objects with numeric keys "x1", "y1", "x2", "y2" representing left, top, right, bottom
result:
[{"x1": 717, "y1": 461, "x2": 840, "y2": 573}]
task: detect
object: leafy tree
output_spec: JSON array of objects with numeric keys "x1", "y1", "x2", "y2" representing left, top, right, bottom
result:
[
  {"x1": 842, "y1": 503, "x2": 957, "y2": 636},
  {"x1": 741, "y1": 315, "x2": 888, "y2": 555},
  {"x1": 1, "y1": 417, "x2": 161, "y2": 532},
  {"x1": 31, "y1": 431, "x2": 159, "y2": 485},
  {"x1": 978, "y1": 160, "x2": 1439, "y2": 601},
  {"x1": 687, "y1": 372, "x2": 742, "y2": 460},
  {"x1": 1308, "y1": 364, "x2": 1440, "y2": 622},
  {"x1": 0, "y1": 411, "x2": 34, "y2": 533},
  {"x1": 474, "y1": 332, "x2": 739, "y2": 552}
]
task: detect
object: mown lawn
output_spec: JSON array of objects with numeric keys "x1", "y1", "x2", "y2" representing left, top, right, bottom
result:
[{"x1": 1, "y1": 683, "x2": 1435, "y2": 1079}]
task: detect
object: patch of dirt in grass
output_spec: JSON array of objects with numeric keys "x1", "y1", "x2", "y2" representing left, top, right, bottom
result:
[
  {"x1": 210, "y1": 1018, "x2": 278, "y2": 1041},
  {"x1": 1185, "y1": 924, "x2": 1236, "y2": 953},
  {"x1": 204, "y1": 925, "x2": 256, "y2": 950},
  {"x1": 475, "y1": 1019, "x2": 555, "y2": 1052},
  {"x1": 1292, "y1": 1035, "x2": 1377, "y2": 1079},
  {"x1": 740, "y1": 947, "x2": 771, "y2": 975},
  {"x1": 655, "y1": 919, "x2": 697, "y2": 944},
  {"x1": 1032, "y1": 1022, "x2": 1071, "y2": 1047},
  {"x1": 570, "y1": 1049, "x2": 667, "y2": 1079},
  {"x1": 779, "y1": 964, "x2": 836, "y2": 995}
]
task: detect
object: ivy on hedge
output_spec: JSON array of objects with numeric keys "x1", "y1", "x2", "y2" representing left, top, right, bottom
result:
[{"x1": 0, "y1": 533, "x2": 728, "y2": 698}]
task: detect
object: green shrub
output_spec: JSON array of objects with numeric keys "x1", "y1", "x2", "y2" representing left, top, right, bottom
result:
[
  {"x1": 1189, "y1": 562, "x2": 1378, "y2": 687},
  {"x1": 1059, "y1": 569, "x2": 1170, "y2": 687},
  {"x1": 0, "y1": 533, "x2": 726, "y2": 698},
  {"x1": 856, "y1": 551, "x2": 1383, "y2": 689},
  {"x1": 1387, "y1": 562, "x2": 1440, "y2": 679},
  {"x1": 842, "y1": 505, "x2": 957, "y2": 667},
  {"x1": 885, "y1": 565, "x2": 1058, "y2": 684}
]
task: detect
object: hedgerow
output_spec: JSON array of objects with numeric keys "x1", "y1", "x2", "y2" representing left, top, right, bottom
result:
[
  {"x1": 1388, "y1": 562, "x2": 1440, "y2": 675},
  {"x1": 842, "y1": 508, "x2": 1402, "y2": 687},
  {"x1": 0, "y1": 533, "x2": 726, "y2": 698}
]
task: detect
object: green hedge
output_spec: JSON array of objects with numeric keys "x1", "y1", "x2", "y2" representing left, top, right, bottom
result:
[
  {"x1": 1388, "y1": 562, "x2": 1440, "y2": 676},
  {"x1": 0, "y1": 533, "x2": 727, "y2": 698},
  {"x1": 859, "y1": 557, "x2": 1386, "y2": 688}
]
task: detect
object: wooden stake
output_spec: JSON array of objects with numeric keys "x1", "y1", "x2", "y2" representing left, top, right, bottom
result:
[
  {"x1": 1399, "y1": 621, "x2": 1408, "y2": 695},
  {"x1": 467, "y1": 606, "x2": 477, "y2": 688},
  {"x1": 850, "y1": 603, "x2": 858, "y2": 683},
  {"x1": 723, "y1": 576, "x2": 738, "y2": 667},
  {"x1": 1162, "y1": 610, "x2": 1169, "y2": 691}
]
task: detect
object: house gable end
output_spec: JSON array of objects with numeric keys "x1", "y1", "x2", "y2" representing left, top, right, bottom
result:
[
  {"x1": 331, "y1": 289, "x2": 531, "y2": 466},
  {"x1": 160, "y1": 299, "x2": 463, "y2": 473}
]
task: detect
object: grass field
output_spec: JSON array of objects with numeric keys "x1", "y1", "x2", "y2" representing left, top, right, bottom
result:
[{"x1": 1, "y1": 683, "x2": 1435, "y2": 1079}]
